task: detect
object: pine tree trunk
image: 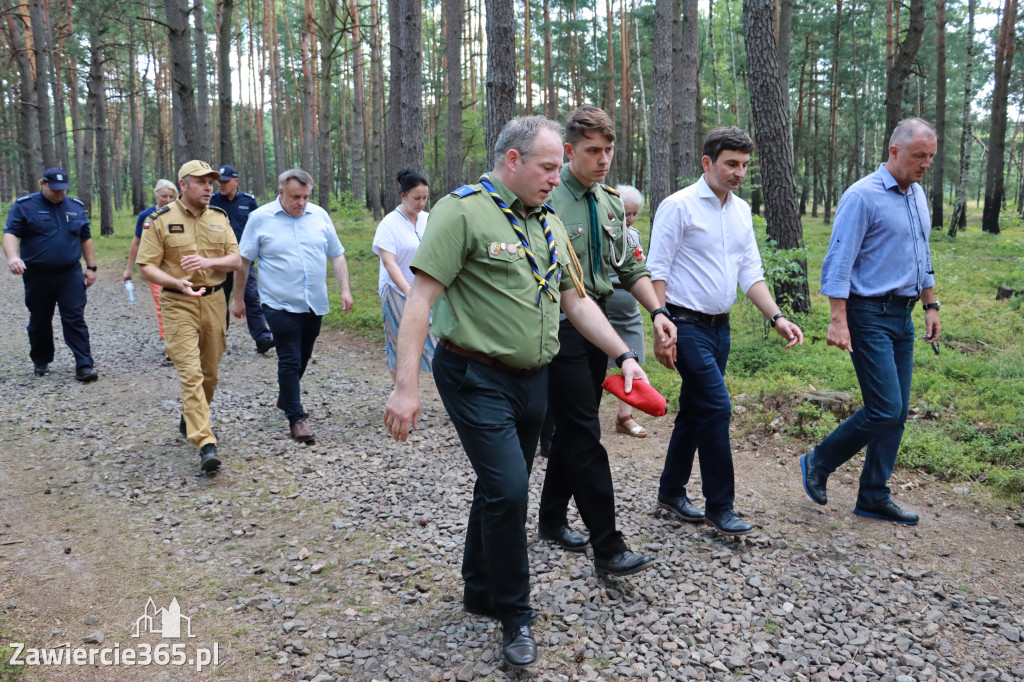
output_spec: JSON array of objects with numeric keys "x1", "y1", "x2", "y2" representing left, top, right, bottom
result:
[
  {"x1": 165, "y1": 0, "x2": 202, "y2": 167},
  {"x1": 444, "y1": 0, "x2": 464, "y2": 192},
  {"x1": 386, "y1": 0, "x2": 424, "y2": 206},
  {"x1": 216, "y1": 0, "x2": 235, "y2": 164},
  {"x1": 266, "y1": 0, "x2": 285, "y2": 176},
  {"x1": 949, "y1": 0, "x2": 975, "y2": 237},
  {"x1": 367, "y1": 0, "x2": 384, "y2": 218},
  {"x1": 544, "y1": 0, "x2": 555, "y2": 120},
  {"x1": 981, "y1": 0, "x2": 1017, "y2": 234},
  {"x1": 193, "y1": 0, "x2": 210, "y2": 159},
  {"x1": 4, "y1": 13, "x2": 43, "y2": 194},
  {"x1": 128, "y1": 24, "x2": 146, "y2": 213},
  {"x1": 300, "y1": 0, "x2": 316, "y2": 172},
  {"x1": 649, "y1": 0, "x2": 674, "y2": 217},
  {"x1": 28, "y1": 0, "x2": 56, "y2": 168},
  {"x1": 883, "y1": 0, "x2": 925, "y2": 155},
  {"x1": 670, "y1": 0, "x2": 683, "y2": 178},
  {"x1": 485, "y1": 0, "x2": 515, "y2": 171},
  {"x1": 346, "y1": 0, "x2": 364, "y2": 207},
  {"x1": 676, "y1": 0, "x2": 699, "y2": 184},
  {"x1": 931, "y1": 0, "x2": 946, "y2": 227},
  {"x1": 743, "y1": 0, "x2": 809, "y2": 312},
  {"x1": 824, "y1": 0, "x2": 842, "y2": 225},
  {"x1": 87, "y1": 29, "x2": 112, "y2": 235}
]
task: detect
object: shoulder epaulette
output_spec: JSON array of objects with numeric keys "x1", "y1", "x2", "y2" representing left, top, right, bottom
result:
[
  {"x1": 451, "y1": 185, "x2": 480, "y2": 198},
  {"x1": 68, "y1": 196, "x2": 85, "y2": 206},
  {"x1": 542, "y1": 203, "x2": 557, "y2": 215},
  {"x1": 152, "y1": 205, "x2": 172, "y2": 217},
  {"x1": 240, "y1": 191, "x2": 256, "y2": 200},
  {"x1": 603, "y1": 185, "x2": 620, "y2": 197},
  {"x1": 15, "y1": 194, "x2": 33, "y2": 203},
  {"x1": 208, "y1": 205, "x2": 228, "y2": 216}
]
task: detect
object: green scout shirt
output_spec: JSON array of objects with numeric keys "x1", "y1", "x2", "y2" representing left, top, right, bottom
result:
[
  {"x1": 411, "y1": 177, "x2": 575, "y2": 370},
  {"x1": 551, "y1": 166, "x2": 650, "y2": 299}
]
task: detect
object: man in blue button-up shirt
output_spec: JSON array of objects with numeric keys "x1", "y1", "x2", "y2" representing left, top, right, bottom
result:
[
  {"x1": 3, "y1": 168, "x2": 99, "y2": 381},
  {"x1": 801, "y1": 118, "x2": 943, "y2": 526},
  {"x1": 232, "y1": 168, "x2": 353, "y2": 444}
]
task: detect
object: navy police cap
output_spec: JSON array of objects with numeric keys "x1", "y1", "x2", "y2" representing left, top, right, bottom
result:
[
  {"x1": 42, "y1": 168, "x2": 70, "y2": 190},
  {"x1": 218, "y1": 165, "x2": 239, "y2": 181}
]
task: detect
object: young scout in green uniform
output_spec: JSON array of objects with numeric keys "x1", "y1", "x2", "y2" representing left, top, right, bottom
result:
[
  {"x1": 383, "y1": 116, "x2": 649, "y2": 670},
  {"x1": 137, "y1": 160, "x2": 241, "y2": 473},
  {"x1": 537, "y1": 106, "x2": 676, "y2": 577}
]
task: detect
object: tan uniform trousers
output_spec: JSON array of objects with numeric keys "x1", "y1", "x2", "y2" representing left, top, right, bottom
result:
[{"x1": 161, "y1": 290, "x2": 227, "y2": 449}]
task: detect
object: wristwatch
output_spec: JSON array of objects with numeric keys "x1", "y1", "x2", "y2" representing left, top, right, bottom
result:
[
  {"x1": 770, "y1": 312, "x2": 787, "y2": 327},
  {"x1": 923, "y1": 301, "x2": 940, "y2": 311},
  {"x1": 615, "y1": 350, "x2": 639, "y2": 368},
  {"x1": 86, "y1": 266, "x2": 98, "y2": 272},
  {"x1": 650, "y1": 306, "x2": 670, "y2": 323}
]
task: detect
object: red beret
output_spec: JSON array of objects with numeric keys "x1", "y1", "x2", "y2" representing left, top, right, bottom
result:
[{"x1": 601, "y1": 375, "x2": 667, "y2": 417}]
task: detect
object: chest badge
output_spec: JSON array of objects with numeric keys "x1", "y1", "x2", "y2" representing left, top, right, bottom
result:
[
  {"x1": 168, "y1": 224, "x2": 185, "y2": 234},
  {"x1": 489, "y1": 242, "x2": 502, "y2": 257}
]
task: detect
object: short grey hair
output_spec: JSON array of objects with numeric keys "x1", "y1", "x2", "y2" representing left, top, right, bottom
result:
[
  {"x1": 889, "y1": 118, "x2": 936, "y2": 148},
  {"x1": 278, "y1": 168, "x2": 314, "y2": 190},
  {"x1": 153, "y1": 179, "x2": 177, "y2": 195},
  {"x1": 493, "y1": 116, "x2": 562, "y2": 163},
  {"x1": 615, "y1": 185, "x2": 644, "y2": 211}
]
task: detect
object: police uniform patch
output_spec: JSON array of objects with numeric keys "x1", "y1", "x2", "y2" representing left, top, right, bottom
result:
[
  {"x1": 209, "y1": 223, "x2": 225, "y2": 230},
  {"x1": 142, "y1": 220, "x2": 151, "y2": 230},
  {"x1": 168, "y1": 224, "x2": 185, "y2": 234},
  {"x1": 451, "y1": 185, "x2": 479, "y2": 198}
]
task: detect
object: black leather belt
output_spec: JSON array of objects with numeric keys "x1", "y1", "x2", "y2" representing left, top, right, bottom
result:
[
  {"x1": 667, "y1": 303, "x2": 730, "y2": 327},
  {"x1": 163, "y1": 282, "x2": 225, "y2": 297},
  {"x1": 849, "y1": 293, "x2": 919, "y2": 309},
  {"x1": 440, "y1": 340, "x2": 543, "y2": 375}
]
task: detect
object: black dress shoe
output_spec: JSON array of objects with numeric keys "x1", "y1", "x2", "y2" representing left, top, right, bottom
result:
[
  {"x1": 536, "y1": 437, "x2": 552, "y2": 459},
  {"x1": 657, "y1": 493, "x2": 705, "y2": 522},
  {"x1": 501, "y1": 624, "x2": 537, "y2": 668},
  {"x1": 179, "y1": 415, "x2": 188, "y2": 437},
  {"x1": 854, "y1": 498, "x2": 918, "y2": 525},
  {"x1": 74, "y1": 366, "x2": 98, "y2": 382},
  {"x1": 705, "y1": 508, "x2": 753, "y2": 536},
  {"x1": 255, "y1": 337, "x2": 276, "y2": 354},
  {"x1": 33, "y1": 363, "x2": 50, "y2": 376},
  {"x1": 594, "y1": 550, "x2": 655, "y2": 577},
  {"x1": 538, "y1": 524, "x2": 590, "y2": 552},
  {"x1": 199, "y1": 443, "x2": 221, "y2": 473},
  {"x1": 801, "y1": 453, "x2": 828, "y2": 505}
]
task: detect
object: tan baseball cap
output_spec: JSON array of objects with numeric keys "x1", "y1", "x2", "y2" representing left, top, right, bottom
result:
[{"x1": 177, "y1": 160, "x2": 220, "y2": 181}]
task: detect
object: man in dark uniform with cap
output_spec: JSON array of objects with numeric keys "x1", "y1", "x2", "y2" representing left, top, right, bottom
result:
[
  {"x1": 3, "y1": 168, "x2": 99, "y2": 381},
  {"x1": 211, "y1": 164, "x2": 274, "y2": 354}
]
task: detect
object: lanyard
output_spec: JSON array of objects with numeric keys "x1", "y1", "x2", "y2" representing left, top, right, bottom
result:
[{"x1": 479, "y1": 174, "x2": 558, "y2": 304}]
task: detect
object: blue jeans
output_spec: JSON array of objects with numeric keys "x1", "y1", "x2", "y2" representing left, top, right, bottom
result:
[
  {"x1": 659, "y1": 319, "x2": 735, "y2": 512},
  {"x1": 433, "y1": 344, "x2": 546, "y2": 628},
  {"x1": 262, "y1": 305, "x2": 322, "y2": 424},
  {"x1": 809, "y1": 296, "x2": 915, "y2": 504}
]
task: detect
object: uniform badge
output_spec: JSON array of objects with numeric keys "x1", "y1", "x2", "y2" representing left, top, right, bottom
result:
[
  {"x1": 518, "y1": 248, "x2": 525, "y2": 257},
  {"x1": 507, "y1": 243, "x2": 517, "y2": 254},
  {"x1": 142, "y1": 221, "x2": 151, "y2": 230},
  {"x1": 634, "y1": 247, "x2": 644, "y2": 261},
  {"x1": 209, "y1": 223, "x2": 224, "y2": 230},
  {"x1": 489, "y1": 242, "x2": 502, "y2": 257},
  {"x1": 168, "y1": 224, "x2": 185, "y2": 233},
  {"x1": 556, "y1": 270, "x2": 562, "y2": 283},
  {"x1": 607, "y1": 211, "x2": 614, "y2": 220}
]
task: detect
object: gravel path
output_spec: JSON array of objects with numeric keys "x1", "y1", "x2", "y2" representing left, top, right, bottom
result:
[{"x1": 0, "y1": 267, "x2": 1022, "y2": 682}]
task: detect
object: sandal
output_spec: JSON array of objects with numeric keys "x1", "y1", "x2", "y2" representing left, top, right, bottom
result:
[{"x1": 615, "y1": 415, "x2": 647, "y2": 438}]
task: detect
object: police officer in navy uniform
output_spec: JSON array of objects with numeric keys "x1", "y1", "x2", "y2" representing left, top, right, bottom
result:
[
  {"x1": 3, "y1": 168, "x2": 99, "y2": 381},
  {"x1": 211, "y1": 164, "x2": 274, "y2": 354}
]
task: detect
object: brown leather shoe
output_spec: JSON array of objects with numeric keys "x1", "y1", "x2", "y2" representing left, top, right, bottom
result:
[{"x1": 290, "y1": 419, "x2": 315, "y2": 444}]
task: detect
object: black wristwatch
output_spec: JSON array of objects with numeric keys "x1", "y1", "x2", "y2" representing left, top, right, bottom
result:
[
  {"x1": 650, "y1": 306, "x2": 670, "y2": 322},
  {"x1": 615, "y1": 350, "x2": 639, "y2": 368},
  {"x1": 86, "y1": 266, "x2": 98, "y2": 272},
  {"x1": 922, "y1": 301, "x2": 940, "y2": 311},
  {"x1": 770, "y1": 312, "x2": 787, "y2": 327}
]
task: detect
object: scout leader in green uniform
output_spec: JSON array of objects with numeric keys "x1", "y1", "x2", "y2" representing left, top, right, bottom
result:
[
  {"x1": 138, "y1": 160, "x2": 241, "y2": 474},
  {"x1": 383, "y1": 116, "x2": 649, "y2": 671},
  {"x1": 537, "y1": 106, "x2": 676, "y2": 578}
]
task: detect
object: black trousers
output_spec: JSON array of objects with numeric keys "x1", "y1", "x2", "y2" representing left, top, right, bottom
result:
[
  {"x1": 433, "y1": 344, "x2": 546, "y2": 628},
  {"x1": 23, "y1": 264, "x2": 93, "y2": 368},
  {"x1": 539, "y1": 317, "x2": 627, "y2": 559}
]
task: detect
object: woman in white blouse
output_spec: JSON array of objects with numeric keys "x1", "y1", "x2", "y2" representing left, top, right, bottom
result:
[{"x1": 372, "y1": 169, "x2": 437, "y2": 380}]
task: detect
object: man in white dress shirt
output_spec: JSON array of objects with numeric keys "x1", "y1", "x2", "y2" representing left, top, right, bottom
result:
[{"x1": 647, "y1": 126, "x2": 803, "y2": 536}]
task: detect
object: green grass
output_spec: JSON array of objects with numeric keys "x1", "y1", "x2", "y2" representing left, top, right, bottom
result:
[{"x1": 90, "y1": 202, "x2": 1024, "y2": 498}]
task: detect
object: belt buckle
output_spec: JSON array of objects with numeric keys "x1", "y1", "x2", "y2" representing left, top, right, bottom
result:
[{"x1": 905, "y1": 297, "x2": 918, "y2": 309}]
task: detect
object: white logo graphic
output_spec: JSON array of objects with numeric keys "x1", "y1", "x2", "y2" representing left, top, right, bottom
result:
[
  {"x1": 132, "y1": 597, "x2": 195, "y2": 639},
  {"x1": 56, "y1": 174, "x2": 63, "y2": 181}
]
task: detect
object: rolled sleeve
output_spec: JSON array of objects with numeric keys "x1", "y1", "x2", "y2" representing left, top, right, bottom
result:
[
  {"x1": 820, "y1": 193, "x2": 868, "y2": 299},
  {"x1": 647, "y1": 198, "x2": 683, "y2": 282}
]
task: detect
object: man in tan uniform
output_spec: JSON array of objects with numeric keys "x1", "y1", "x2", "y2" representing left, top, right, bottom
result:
[{"x1": 138, "y1": 160, "x2": 241, "y2": 473}]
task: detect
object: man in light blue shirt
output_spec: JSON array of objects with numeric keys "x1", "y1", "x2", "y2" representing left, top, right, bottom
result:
[
  {"x1": 232, "y1": 168, "x2": 353, "y2": 444},
  {"x1": 801, "y1": 118, "x2": 943, "y2": 526}
]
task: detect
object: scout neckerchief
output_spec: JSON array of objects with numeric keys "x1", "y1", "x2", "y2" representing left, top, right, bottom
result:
[{"x1": 479, "y1": 173, "x2": 557, "y2": 304}]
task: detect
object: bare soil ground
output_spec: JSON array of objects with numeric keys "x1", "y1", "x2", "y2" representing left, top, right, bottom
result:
[{"x1": 0, "y1": 268, "x2": 1021, "y2": 682}]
